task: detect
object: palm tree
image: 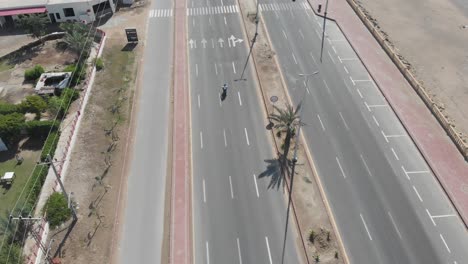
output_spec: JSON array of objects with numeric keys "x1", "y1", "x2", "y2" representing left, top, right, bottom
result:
[
  {"x1": 269, "y1": 103, "x2": 303, "y2": 170},
  {"x1": 60, "y1": 23, "x2": 92, "y2": 61}
]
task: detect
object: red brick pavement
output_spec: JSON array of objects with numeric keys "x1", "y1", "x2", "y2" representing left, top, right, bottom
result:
[
  {"x1": 307, "y1": 0, "x2": 468, "y2": 225},
  {"x1": 170, "y1": 0, "x2": 191, "y2": 262}
]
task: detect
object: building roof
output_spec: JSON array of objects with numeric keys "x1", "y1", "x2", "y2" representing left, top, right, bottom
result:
[
  {"x1": 0, "y1": 7, "x2": 47, "y2": 16},
  {"x1": 0, "y1": 0, "x2": 48, "y2": 11}
]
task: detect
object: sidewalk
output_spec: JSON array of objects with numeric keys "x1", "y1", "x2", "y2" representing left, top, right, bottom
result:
[{"x1": 308, "y1": 0, "x2": 468, "y2": 225}]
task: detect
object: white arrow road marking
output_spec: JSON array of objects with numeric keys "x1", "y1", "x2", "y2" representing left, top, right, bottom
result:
[
  {"x1": 189, "y1": 39, "x2": 196, "y2": 49},
  {"x1": 201, "y1": 38, "x2": 207, "y2": 48},
  {"x1": 218, "y1": 38, "x2": 224, "y2": 48}
]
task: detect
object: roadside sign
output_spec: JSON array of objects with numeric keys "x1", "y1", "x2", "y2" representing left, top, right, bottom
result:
[{"x1": 125, "y1": 28, "x2": 138, "y2": 43}]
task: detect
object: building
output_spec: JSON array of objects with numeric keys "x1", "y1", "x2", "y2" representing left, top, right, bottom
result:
[{"x1": 0, "y1": 0, "x2": 116, "y2": 27}]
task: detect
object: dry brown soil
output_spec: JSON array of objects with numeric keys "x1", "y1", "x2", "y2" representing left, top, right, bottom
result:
[
  {"x1": 0, "y1": 40, "x2": 77, "y2": 104},
  {"x1": 355, "y1": 0, "x2": 468, "y2": 143},
  {"x1": 45, "y1": 6, "x2": 149, "y2": 263}
]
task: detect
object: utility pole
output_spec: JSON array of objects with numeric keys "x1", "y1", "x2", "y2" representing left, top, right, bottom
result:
[
  {"x1": 320, "y1": 0, "x2": 330, "y2": 63},
  {"x1": 46, "y1": 155, "x2": 78, "y2": 221}
]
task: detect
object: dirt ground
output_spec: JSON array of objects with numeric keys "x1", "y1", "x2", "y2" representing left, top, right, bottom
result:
[
  {"x1": 0, "y1": 39, "x2": 77, "y2": 104},
  {"x1": 355, "y1": 0, "x2": 468, "y2": 143},
  {"x1": 45, "y1": 6, "x2": 148, "y2": 263}
]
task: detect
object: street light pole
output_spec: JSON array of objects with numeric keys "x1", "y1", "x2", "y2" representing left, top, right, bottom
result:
[
  {"x1": 320, "y1": 0, "x2": 329, "y2": 63},
  {"x1": 281, "y1": 71, "x2": 318, "y2": 264}
]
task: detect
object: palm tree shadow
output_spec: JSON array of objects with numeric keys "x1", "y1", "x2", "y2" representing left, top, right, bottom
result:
[{"x1": 258, "y1": 158, "x2": 284, "y2": 190}]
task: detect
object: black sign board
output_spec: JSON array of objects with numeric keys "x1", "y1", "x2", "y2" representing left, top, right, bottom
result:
[{"x1": 125, "y1": 28, "x2": 138, "y2": 43}]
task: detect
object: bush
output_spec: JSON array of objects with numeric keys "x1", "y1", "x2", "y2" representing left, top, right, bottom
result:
[
  {"x1": 20, "y1": 95, "x2": 47, "y2": 117},
  {"x1": 0, "y1": 103, "x2": 19, "y2": 115},
  {"x1": 0, "y1": 113, "x2": 25, "y2": 144},
  {"x1": 95, "y1": 58, "x2": 104, "y2": 71},
  {"x1": 47, "y1": 95, "x2": 63, "y2": 117},
  {"x1": 24, "y1": 164, "x2": 49, "y2": 212},
  {"x1": 24, "y1": 65, "x2": 45, "y2": 81},
  {"x1": 0, "y1": 243, "x2": 24, "y2": 264},
  {"x1": 40, "y1": 131, "x2": 60, "y2": 161},
  {"x1": 63, "y1": 63, "x2": 86, "y2": 85},
  {"x1": 25, "y1": 120, "x2": 59, "y2": 138},
  {"x1": 45, "y1": 192, "x2": 71, "y2": 228}
]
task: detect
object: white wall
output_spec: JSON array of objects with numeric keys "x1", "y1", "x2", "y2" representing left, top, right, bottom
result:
[{"x1": 46, "y1": 0, "x2": 115, "y2": 24}]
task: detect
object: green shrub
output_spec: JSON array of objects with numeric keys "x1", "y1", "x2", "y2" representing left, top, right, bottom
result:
[
  {"x1": 40, "y1": 131, "x2": 60, "y2": 161},
  {"x1": 45, "y1": 192, "x2": 71, "y2": 228},
  {"x1": 0, "y1": 113, "x2": 25, "y2": 144},
  {"x1": 61, "y1": 87, "x2": 79, "y2": 102},
  {"x1": 95, "y1": 58, "x2": 104, "y2": 71},
  {"x1": 47, "y1": 96, "x2": 63, "y2": 117},
  {"x1": 20, "y1": 95, "x2": 47, "y2": 117},
  {"x1": 0, "y1": 243, "x2": 24, "y2": 264},
  {"x1": 63, "y1": 63, "x2": 86, "y2": 85},
  {"x1": 25, "y1": 120, "x2": 59, "y2": 138},
  {"x1": 24, "y1": 65, "x2": 45, "y2": 81},
  {"x1": 0, "y1": 103, "x2": 19, "y2": 115},
  {"x1": 24, "y1": 164, "x2": 49, "y2": 211}
]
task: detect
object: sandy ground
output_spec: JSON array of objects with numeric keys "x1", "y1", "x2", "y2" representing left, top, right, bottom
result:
[
  {"x1": 44, "y1": 5, "x2": 148, "y2": 263},
  {"x1": 355, "y1": 0, "x2": 468, "y2": 142}
]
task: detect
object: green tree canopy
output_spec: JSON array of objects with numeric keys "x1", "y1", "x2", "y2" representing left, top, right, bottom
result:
[
  {"x1": 17, "y1": 14, "x2": 49, "y2": 40},
  {"x1": 0, "y1": 113, "x2": 25, "y2": 144},
  {"x1": 60, "y1": 22, "x2": 92, "y2": 60},
  {"x1": 20, "y1": 95, "x2": 47, "y2": 118},
  {"x1": 45, "y1": 192, "x2": 71, "y2": 228}
]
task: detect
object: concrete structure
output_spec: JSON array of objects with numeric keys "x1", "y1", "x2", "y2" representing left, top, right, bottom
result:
[{"x1": 0, "y1": 0, "x2": 116, "y2": 27}]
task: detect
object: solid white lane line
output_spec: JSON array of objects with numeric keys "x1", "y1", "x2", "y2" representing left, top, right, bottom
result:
[
  {"x1": 336, "y1": 157, "x2": 346, "y2": 178},
  {"x1": 391, "y1": 148, "x2": 400, "y2": 160},
  {"x1": 372, "y1": 115, "x2": 380, "y2": 127},
  {"x1": 232, "y1": 61, "x2": 237, "y2": 74},
  {"x1": 356, "y1": 88, "x2": 363, "y2": 98},
  {"x1": 265, "y1": 237, "x2": 273, "y2": 264},
  {"x1": 381, "y1": 130, "x2": 389, "y2": 143},
  {"x1": 223, "y1": 129, "x2": 227, "y2": 147},
  {"x1": 360, "y1": 154, "x2": 372, "y2": 177},
  {"x1": 282, "y1": 29, "x2": 288, "y2": 39},
  {"x1": 215, "y1": 63, "x2": 218, "y2": 75},
  {"x1": 339, "y1": 112, "x2": 350, "y2": 130},
  {"x1": 412, "y1": 185, "x2": 423, "y2": 202},
  {"x1": 426, "y1": 209, "x2": 436, "y2": 226},
  {"x1": 197, "y1": 94, "x2": 201, "y2": 109},
  {"x1": 203, "y1": 179, "x2": 206, "y2": 203},
  {"x1": 200, "y1": 131, "x2": 204, "y2": 149},
  {"x1": 440, "y1": 234, "x2": 451, "y2": 253},
  {"x1": 244, "y1": 128, "x2": 250, "y2": 146},
  {"x1": 229, "y1": 176, "x2": 234, "y2": 199},
  {"x1": 344, "y1": 65, "x2": 349, "y2": 74},
  {"x1": 292, "y1": 53, "x2": 298, "y2": 64},
  {"x1": 388, "y1": 212, "x2": 402, "y2": 239},
  {"x1": 253, "y1": 174, "x2": 259, "y2": 197},
  {"x1": 206, "y1": 241, "x2": 210, "y2": 264},
  {"x1": 237, "y1": 238, "x2": 242, "y2": 264},
  {"x1": 431, "y1": 214, "x2": 457, "y2": 219},
  {"x1": 306, "y1": 87, "x2": 310, "y2": 94},
  {"x1": 365, "y1": 101, "x2": 371, "y2": 111},
  {"x1": 323, "y1": 79, "x2": 331, "y2": 94},
  {"x1": 238, "y1": 91, "x2": 242, "y2": 106},
  {"x1": 317, "y1": 114, "x2": 325, "y2": 131},
  {"x1": 360, "y1": 214, "x2": 373, "y2": 240},
  {"x1": 195, "y1": 63, "x2": 199, "y2": 77},
  {"x1": 299, "y1": 29, "x2": 305, "y2": 39}
]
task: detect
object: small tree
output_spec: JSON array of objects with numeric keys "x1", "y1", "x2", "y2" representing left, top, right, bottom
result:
[
  {"x1": 45, "y1": 192, "x2": 71, "y2": 228},
  {"x1": 17, "y1": 14, "x2": 49, "y2": 41},
  {"x1": 269, "y1": 103, "x2": 303, "y2": 169},
  {"x1": 60, "y1": 22, "x2": 92, "y2": 61},
  {"x1": 0, "y1": 113, "x2": 25, "y2": 144},
  {"x1": 21, "y1": 95, "x2": 47, "y2": 118}
]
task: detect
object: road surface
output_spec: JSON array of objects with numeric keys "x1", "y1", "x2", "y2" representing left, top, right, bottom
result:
[{"x1": 259, "y1": 1, "x2": 468, "y2": 263}]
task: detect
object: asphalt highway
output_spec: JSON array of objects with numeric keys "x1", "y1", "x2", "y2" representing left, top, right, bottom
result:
[
  {"x1": 118, "y1": 0, "x2": 173, "y2": 262},
  {"x1": 260, "y1": 1, "x2": 468, "y2": 263},
  {"x1": 188, "y1": 0, "x2": 301, "y2": 263}
]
